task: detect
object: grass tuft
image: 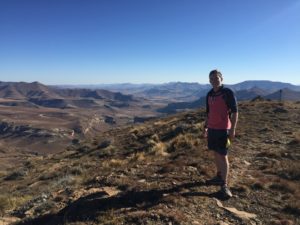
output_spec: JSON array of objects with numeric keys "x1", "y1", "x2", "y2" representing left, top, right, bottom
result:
[{"x1": 0, "y1": 194, "x2": 32, "y2": 216}]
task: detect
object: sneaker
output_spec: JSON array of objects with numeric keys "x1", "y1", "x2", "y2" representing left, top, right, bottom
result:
[
  {"x1": 220, "y1": 185, "x2": 233, "y2": 198},
  {"x1": 205, "y1": 176, "x2": 224, "y2": 186}
]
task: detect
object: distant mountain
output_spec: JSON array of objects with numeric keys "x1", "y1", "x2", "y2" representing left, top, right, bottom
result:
[
  {"x1": 53, "y1": 83, "x2": 156, "y2": 91},
  {"x1": 0, "y1": 81, "x2": 135, "y2": 109},
  {"x1": 55, "y1": 80, "x2": 300, "y2": 101},
  {"x1": 158, "y1": 86, "x2": 300, "y2": 114},
  {"x1": 0, "y1": 81, "x2": 60, "y2": 99},
  {"x1": 132, "y1": 81, "x2": 300, "y2": 103},
  {"x1": 157, "y1": 97, "x2": 206, "y2": 113},
  {"x1": 1, "y1": 80, "x2": 300, "y2": 111},
  {"x1": 235, "y1": 87, "x2": 270, "y2": 101},
  {"x1": 230, "y1": 80, "x2": 300, "y2": 92},
  {"x1": 136, "y1": 82, "x2": 210, "y2": 101},
  {"x1": 101, "y1": 82, "x2": 211, "y2": 101},
  {"x1": 0, "y1": 81, "x2": 134, "y2": 99},
  {"x1": 54, "y1": 88, "x2": 134, "y2": 101},
  {"x1": 56, "y1": 82, "x2": 211, "y2": 102},
  {"x1": 265, "y1": 88, "x2": 300, "y2": 101}
]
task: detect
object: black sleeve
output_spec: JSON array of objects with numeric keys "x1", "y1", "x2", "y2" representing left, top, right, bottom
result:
[
  {"x1": 226, "y1": 89, "x2": 238, "y2": 113},
  {"x1": 206, "y1": 92, "x2": 209, "y2": 115}
]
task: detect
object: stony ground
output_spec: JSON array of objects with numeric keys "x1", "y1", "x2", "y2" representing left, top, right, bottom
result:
[{"x1": 1, "y1": 100, "x2": 299, "y2": 225}]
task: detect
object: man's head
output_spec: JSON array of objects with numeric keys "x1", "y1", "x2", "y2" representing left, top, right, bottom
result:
[
  {"x1": 209, "y1": 69, "x2": 223, "y2": 89},
  {"x1": 209, "y1": 69, "x2": 223, "y2": 79}
]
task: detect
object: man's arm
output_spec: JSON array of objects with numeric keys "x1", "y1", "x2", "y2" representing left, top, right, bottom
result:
[
  {"x1": 229, "y1": 112, "x2": 238, "y2": 140},
  {"x1": 203, "y1": 93, "x2": 209, "y2": 137}
]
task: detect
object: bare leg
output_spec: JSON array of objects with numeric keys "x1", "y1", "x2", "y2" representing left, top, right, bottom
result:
[
  {"x1": 214, "y1": 152, "x2": 229, "y2": 185},
  {"x1": 213, "y1": 151, "x2": 222, "y2": 176}
]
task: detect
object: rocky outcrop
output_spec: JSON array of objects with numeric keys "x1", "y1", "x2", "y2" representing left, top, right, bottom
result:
[
  {"x1": 104, "y1": 116, "x2": 116, "y2": 124},
  {"x1": 0, "y1": 121, "x2": 53, "y2": 138}
]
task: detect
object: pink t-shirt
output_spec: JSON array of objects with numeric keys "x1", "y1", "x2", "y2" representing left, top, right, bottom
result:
[{"x1": 206, "y1": 87, "x2": 237, "y2": 130}]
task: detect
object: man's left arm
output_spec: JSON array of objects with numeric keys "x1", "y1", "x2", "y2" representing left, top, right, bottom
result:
[{"x1": 229, "y1": 112, "x2": 238, "y2": 140}]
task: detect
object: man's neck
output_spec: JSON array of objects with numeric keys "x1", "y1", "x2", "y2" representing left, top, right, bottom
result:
[{"x1": 213, "y1": 85, "x2": 223, "y2": 92}]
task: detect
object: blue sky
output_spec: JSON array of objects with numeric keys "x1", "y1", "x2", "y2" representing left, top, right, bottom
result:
[{"x1": 0, "y1": 0, "x2": 300, "y2": 85}]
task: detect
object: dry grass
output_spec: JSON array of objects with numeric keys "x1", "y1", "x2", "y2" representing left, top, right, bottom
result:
[
  {"x1": 149, "y1": 141, "x2": 169, "y2": 156},
  {"x1": 147, "y1": 134, "x2": 169, "y2": 156},
  {"x1": 129, "y1": 152, "x2": 146, "y2": 162},
  {"x1": 169, "y1": 133, "x2": 200, "y2": 152},
  {"x1": 102, "y1": 158, "x2": 128, "y2": 168},
  {"x1": 50, "y1": 174, "x2": 78, "y2": 190},
  {"x1": 96, "y1": 209, "x2": 125, "y2": 225},
  {"x1": 0, "y1": 194, "x2": 32, "y2": 216},
  {"x1": 75, "y1": 170, "x2": 95, "y2": 185},
  {"x1": 194, "y1": 122, "x2": 205, "y2": 132}
]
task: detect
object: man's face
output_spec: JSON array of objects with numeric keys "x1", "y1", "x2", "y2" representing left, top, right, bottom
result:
[{"x1": 209, "y1": 73, "x2": 223, "y2": 88}]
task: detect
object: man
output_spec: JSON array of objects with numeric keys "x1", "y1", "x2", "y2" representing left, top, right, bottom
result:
[{"x1": 203, "y1": 69, "x2": 238, "y2": 198}]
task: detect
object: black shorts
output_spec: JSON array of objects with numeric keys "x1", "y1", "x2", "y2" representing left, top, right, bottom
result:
[{"x1": 207, "y1": 128, "x2": 230, "y2": 155}]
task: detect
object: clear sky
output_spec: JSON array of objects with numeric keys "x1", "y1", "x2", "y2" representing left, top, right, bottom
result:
[{"x1": 0, "y1": 0, "x2": 300, "y2": 85}]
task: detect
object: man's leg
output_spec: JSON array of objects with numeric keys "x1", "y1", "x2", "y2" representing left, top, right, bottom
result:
[
  {"x1": 215, "y1": 152, "x2": 229, "y2": 186},
  {"x1": 206, "y1": 151, "x2": 225, "y2": 185},
  {"x1": 215, "y1": 152, "x2": 233, "y2": 198},
  {"x1": 213, "y1": 151, "x2": 222, "y2": 178}
]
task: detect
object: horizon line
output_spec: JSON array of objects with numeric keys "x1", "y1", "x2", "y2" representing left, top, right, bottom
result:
[{"x1": 1, "y1": 80, "x2": 300, "y2": 86}]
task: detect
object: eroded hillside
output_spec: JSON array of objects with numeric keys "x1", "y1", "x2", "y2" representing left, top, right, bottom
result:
[{"x1": 0, "y1": 100, "x2": 299, "y2": 225}]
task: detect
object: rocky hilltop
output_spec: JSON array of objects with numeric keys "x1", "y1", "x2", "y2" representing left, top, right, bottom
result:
[{"x1": 0, "y1": 100, "x2": 299, "y2": 225}]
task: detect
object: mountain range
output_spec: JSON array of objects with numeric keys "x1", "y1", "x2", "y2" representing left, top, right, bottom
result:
[
  {"x1": 0, "y1": 81, "x2": 134, "y2": 104},
  {"x1": 1, "y1": 80, "x2": 300, "y2": 114},
  {"x1": 54, "y1": 80, "x2": 300, "y2": 102},
  {"x1": 1, "y1": 80, "x2": 300, "y2": 103},
  {"x1": 158, "y1": 87, "x2": 300, "y2": 113}
]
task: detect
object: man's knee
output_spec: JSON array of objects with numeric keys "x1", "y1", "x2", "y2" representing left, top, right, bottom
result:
[{"x1": 216, "y1": 152, "x2": 227, "y2": 159}]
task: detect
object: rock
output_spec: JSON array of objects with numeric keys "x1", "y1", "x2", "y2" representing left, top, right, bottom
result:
[
  {"x1": 71, "y1": 187, "x2": 120, "y2": 201},
  {"x1": 186, "y1": 166, "x2": 198, "y2": 172},
  {"x1": 217, "y1": 222, "x2": 229, "y2": 225},
  {"x1": 215, "y1": 199, "x2": 257, "y2": 220},
  {"x1": 102, "y1": 186, "x2": 120, "y2": 197},
  {"x1": 244, "y1": 160, "x2": 251, "y2": 166},
  {"x1": 0, "y1": 217, "x2": 20, "y2": 225}
]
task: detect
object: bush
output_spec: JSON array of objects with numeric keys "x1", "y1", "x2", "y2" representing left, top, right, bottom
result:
[{"x1": 4, "y1": 170, "x2": 27, "y2": 181}]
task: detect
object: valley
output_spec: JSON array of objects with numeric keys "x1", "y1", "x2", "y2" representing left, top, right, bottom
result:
[{"x1": 0, "y1": 100, "x2": 299, "y2": 224}]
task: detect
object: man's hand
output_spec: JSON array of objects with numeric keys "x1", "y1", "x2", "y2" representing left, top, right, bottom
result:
[
  {"x1": 228, "y1": 128, "x2": 235, "y2": 140},
  {"x1": 203, "y1": 128, "x2": 208, "y2": 138}
]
